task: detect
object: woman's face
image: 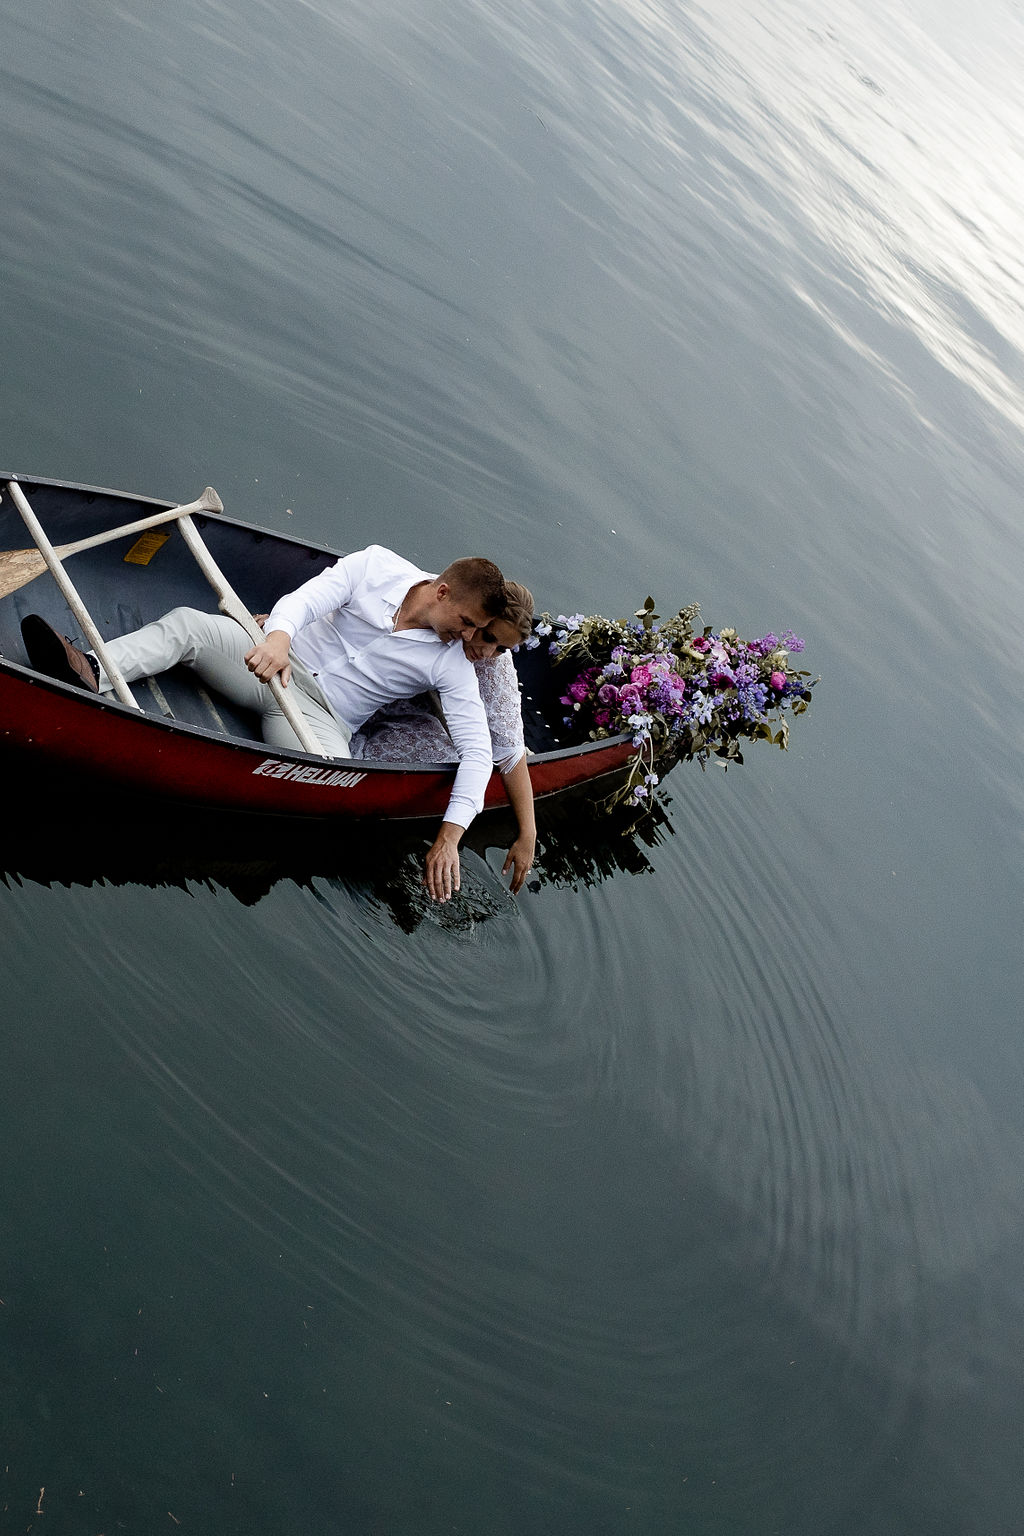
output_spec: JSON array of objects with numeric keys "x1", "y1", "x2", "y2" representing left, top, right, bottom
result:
[{"x1": 463, "y1": 616, "x2": 521, "y2": 661}]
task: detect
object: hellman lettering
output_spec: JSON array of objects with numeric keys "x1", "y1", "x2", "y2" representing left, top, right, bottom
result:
[{"x1": 253, "y1": 758, "x2": 366, "y2": 788}]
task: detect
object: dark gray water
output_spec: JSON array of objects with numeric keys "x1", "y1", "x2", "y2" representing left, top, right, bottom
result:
[{"x1": 3, "y1": 0, "x2": 1024, "y2": 1530}]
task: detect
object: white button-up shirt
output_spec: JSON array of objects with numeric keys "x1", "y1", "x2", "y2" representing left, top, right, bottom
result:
[{"x1": 265, "y1": 544, "x2": 493, "y2": 830}]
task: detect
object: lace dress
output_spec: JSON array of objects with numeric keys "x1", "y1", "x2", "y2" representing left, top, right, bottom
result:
[{"x1": 352, "y1": 650, "x2": 525, "y2": 773}]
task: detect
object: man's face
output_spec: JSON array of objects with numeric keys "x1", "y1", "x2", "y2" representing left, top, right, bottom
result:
[{"x1": 431, "y1": 583, "x2": 492, "y2": 643}]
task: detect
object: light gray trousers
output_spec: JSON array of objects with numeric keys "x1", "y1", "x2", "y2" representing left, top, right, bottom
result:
[{"x1": 97, "y1": 606, "x2": 352, "y2": 755}]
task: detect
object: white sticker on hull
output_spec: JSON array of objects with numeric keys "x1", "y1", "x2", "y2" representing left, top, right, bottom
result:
[{"x1": 252, "y1": 758, "x2": 366, "y2": 788}]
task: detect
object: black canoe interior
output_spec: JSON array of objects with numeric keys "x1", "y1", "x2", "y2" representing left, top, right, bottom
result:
[{"x1": 0, "y1": 478, "x2": 575, "y2": 757}]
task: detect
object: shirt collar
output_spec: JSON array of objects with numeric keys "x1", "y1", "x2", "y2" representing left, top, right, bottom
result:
[{"x1": 384, "y1": 571, "x2": 446, "y2": 640}]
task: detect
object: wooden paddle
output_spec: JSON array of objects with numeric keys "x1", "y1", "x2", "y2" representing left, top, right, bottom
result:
[{"x1": 0, "y1": 486, "x2": 224, "y2": 599}]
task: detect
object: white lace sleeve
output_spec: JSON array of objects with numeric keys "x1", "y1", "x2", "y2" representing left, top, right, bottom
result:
[{"x1": 475, "y1": 651, "x2": 525, "y2": 774}]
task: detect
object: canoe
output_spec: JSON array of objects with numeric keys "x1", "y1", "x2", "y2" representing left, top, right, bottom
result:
[{"x1": 0, "y1": 473, "x2": 637, "y2": 822}]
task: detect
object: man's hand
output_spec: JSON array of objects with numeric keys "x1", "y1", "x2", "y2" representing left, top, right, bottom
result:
[
  {"x1": 244, "y1": 628, "x2": 292, "y2": 688},
  {"x1": 501, "y1": 830, "x2": 537, "y2": 895},
  {"x1": 424, "y1": 822, "x2": 465, "y2": 903}
]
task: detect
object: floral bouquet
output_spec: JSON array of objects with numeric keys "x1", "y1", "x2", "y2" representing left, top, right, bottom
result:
[{"x1": 524, "y1": 598, "x2": 816, "y2": 811}]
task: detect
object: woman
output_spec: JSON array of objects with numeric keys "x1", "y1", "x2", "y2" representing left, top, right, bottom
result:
[{"x1": 353, "y1": 583, "x2": 537, "y2": 893}]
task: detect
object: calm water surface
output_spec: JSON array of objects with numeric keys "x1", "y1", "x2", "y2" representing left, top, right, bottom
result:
[{"x1": 2, "y1": 0, "x2": 1024, "y2": 1530}]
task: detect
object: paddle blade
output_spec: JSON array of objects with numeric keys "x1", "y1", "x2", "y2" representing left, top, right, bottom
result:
[{"x1": 0, "y1": 547, "x2": 49, "y2": 599}]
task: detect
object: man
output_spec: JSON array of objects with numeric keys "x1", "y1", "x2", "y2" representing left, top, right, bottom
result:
[{"x1": 22, "y1": 545, "x2": 509, "y2": 902}]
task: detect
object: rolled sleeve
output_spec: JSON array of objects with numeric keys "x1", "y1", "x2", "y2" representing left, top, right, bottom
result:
[
  {"x1": 265, "y1": 547, "x2": 373, "y2": 640},
  {"x1": 435, "y1": 659, "x2": 495, "y2": 830}
]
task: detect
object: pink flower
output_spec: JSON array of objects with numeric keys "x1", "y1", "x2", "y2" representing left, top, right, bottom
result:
[
  {"x1": 594, "y1": 709, "x2": 611, "y2": 727},
  {"x1": 691, "y1": 636, "x2": 711, "y2": 652},
  {"x1": 568, "y1": 680, "x2": 591, "y2": 702},
  {"x1": 630, "y1": 664, "x2": 654, "y2": 689},
  {"x1": 619, "y1": 685, "x2": 642, "y2": 714},
  {"x1": 770, "y1": 670, "x2": 786, "y2": 691}
]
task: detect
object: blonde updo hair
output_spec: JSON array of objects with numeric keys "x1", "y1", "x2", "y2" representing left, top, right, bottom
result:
[{"x1": 501, "y1": 580, "x2": 535, "y2": 643}]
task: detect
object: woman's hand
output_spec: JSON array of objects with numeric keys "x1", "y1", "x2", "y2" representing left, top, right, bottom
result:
[
  {"x1": 502, "y1": 829, "x2": 537, "y2": 895},
  {"x1": 498, "y1": 756, "x2": 537, "y2": 895}
]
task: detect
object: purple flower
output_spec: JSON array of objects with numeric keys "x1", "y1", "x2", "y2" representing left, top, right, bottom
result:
[
  {"x1": 737, "y1": 681, "x2": 769, "y2": 719},
  {"x1": 770, "y1": 670, "x2": 786, "y2": 691},
  {"x1": 598, "y1": 683, "x2": 621, "y2": 705},
  {"x1": 568, "y1": 680, "x2": 590, "y2": 702}
]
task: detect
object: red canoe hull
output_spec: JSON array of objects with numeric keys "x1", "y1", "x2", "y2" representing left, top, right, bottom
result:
[{"x1": 0, "y1": 663, "x2": 636, "y2": 822}]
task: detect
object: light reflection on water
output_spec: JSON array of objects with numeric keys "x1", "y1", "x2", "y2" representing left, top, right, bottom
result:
[{"x1": 3, "y1": 0, "x2": 1024, "y2": 1527}]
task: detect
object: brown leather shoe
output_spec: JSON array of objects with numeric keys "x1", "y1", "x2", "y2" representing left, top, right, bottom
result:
[{"x1": 21, "y1": 615, "x2": 100, "y2": 692}]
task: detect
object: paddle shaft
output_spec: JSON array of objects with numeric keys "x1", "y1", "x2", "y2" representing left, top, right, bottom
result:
[
  {"x1": 5, "y1": 479, "x2": 143, "y2": 709},
  {"x1": 173, "y1": 514, "x2": 328, "y2": 757}
]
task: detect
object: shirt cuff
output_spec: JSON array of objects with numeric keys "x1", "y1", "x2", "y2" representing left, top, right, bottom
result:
[
  {"x1": 265, "y1": 613, "x2": 297, "y2": 641},
  {"x1": 443, "y1": 796, "x2": 476, "y2": 832}
]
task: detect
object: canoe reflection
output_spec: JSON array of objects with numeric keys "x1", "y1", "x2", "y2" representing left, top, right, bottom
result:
[{"x1": 1, "y1": 770, "x2": 675, "y2": 921}]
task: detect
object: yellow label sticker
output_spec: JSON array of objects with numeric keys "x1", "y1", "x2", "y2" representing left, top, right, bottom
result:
[{"x1": 123, "y1": 528, "x2": 172, "y2": 565}]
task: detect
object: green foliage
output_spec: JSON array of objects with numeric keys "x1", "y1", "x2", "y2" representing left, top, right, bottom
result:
[{"x1": 532, "y1": 602, "x2": 818, "y2": 820}]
